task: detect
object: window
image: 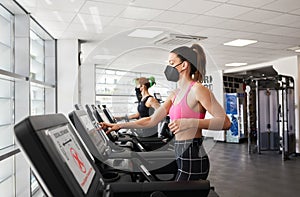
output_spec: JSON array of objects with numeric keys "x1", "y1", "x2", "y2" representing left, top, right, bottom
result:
[
  {"x1": 30, "y1": 30, "x2": 45, "y2": 116},
  {"x1": 0, "y1": 3, "x2": 56, "y2": 196},
  {"x1": 30, "y1": 84, "x2": 45, "y2": 115},
  {"x1": 0, "y1": 5, "x2": 15, "y2": 197},
  {"x1": 0, "y1": 5, "x2": 13, "y2": 72},
  {"x1": 30, "y1": 30, "x2": 44, "y2": 82},
  {"x1": 0, "y1": 78, "x2": 14, "y2": 150},
  {"x1": 95, "y1": 67, "x2": 176, "y2": 117}
]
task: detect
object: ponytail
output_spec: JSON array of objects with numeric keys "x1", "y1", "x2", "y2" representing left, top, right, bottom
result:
[
  {"x1": 191, "y1": 44, "x2": 206, "y2": 82},
  {"x1": 148, "y1": 76, "x2": 156, "y2": 88}
]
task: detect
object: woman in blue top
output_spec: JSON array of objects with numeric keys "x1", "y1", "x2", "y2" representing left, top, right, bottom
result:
[{"x1": 102, "y1": 44, "x2": 231, "y2": 181}]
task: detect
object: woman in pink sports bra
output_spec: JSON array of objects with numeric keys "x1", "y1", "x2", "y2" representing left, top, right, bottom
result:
[{"x1": 101, "y1": 43, "x2": 231, "y2": 181}]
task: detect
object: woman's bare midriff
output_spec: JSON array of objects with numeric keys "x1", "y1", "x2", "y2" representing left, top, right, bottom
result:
[{"x1": 174, "y1": 128, "x2": 202, "y2": 141}]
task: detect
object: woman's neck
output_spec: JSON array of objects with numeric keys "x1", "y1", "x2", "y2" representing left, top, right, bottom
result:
[
  {"x1": 142, "y1": 90, "x2": 150, "y2": 98},
  {"x1": 177, "y1": 75, "x2": 193, "y2": 89}
]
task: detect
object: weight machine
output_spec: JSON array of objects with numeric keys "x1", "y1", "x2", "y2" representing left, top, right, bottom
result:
[{"x1": 245, "y1": 74, "x2": 296, "y2": 160}]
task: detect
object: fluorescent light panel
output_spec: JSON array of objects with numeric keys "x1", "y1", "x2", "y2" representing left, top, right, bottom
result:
[
  {"x1": 128, "y1": 29, "x2": 163, "y2": 38},
  {"x1": 89, "y1": 7, "x2": 103, "y2": 33},
  {"x1": 224, "y1": 39, "x2": 257, "y2": 47},
  {"x1": 225, "y1": 63, "x2": 248, "y2": 67}
]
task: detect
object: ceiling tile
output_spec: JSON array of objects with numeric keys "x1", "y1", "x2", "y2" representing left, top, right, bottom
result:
[
  {"x1": 197, "y1": 28, "x2": 232, "y2": 38},
  {"x1": 30, "y1": 9, "x2": 76, "y2": 23},
  {"x1": 185, "y1": 15, "x2": 226, "y2": 27},
  {"x1": 86, "y1": 0, "x2": 131, "y2": 5},
  {"x1": 204, "y1": 4, "x2": 253, "y2": 18},
  {"x1": 109, "y1": 18, "x2": 148, "y2": 28},
  {"x1": 290, "y1": 8, "x2": 300, "y2": 15},
  {"x1": 119, "y1": 6, "x2": 163, "y2": 20},
  {"x1": 80, "y1": 1, "x2": 127, "y2": 16},
  {"x1": 223, "y1": 31, "x2": 254, "y2": 39},
  {"x1": 211, "y1": 0, "x2": 229, "y2": 2},
  {"x1": 152, "y1": 10, "x2": 196, "y2": 24},
  {"x1": 61, "y1": 31, "x2": 103, "y2": 40},
  {"x1": 264, "y1": 14, "x2": 300, "y2": 26},
  {"x1": 67, "y1": 23, "x2": 102, "y2": 33},
  {"x1": 264, "y1": 26, "x2": 300, "y2": 38},
  {"x1": 254, "y1": 33, "x2": 300, "y2": 45},
  {"x1": 37, "y1": 20, "x2": 69, "y2": 31},
  {"x1": 216, "y1": 19, "x2": 256, "y2": 31},
  {"x1": 130, "y1": 0, "x2": 181, "y2": 10},
  {"x1": 18, "y1": 0, "x2": 85, "y2": 12},
  {"x1": 227, "y1": 0, "x2": 276, "y2": 8},
  {"x1": 143, "y1": 21, "x2": 178, "y2": 30},
  {"x1": 262, "y1": 0, "x2": 300, "y2": 12},
  {"x1": 73, "y1": 14, "x2": 113, "y2": 26},
  {"x1": 248, "y1": 42, "x2": 293, "y2": 50},
  {"x1": 242, "y1": 23, "x2": 279, "y2": 33},
  {"x1": 235, "y1": 9, "x2": 281, "y2": 22},
  {"x1": 176, "y1": 24, "x2": 206, "y2": 35},
  {"x1": 169, "y1": 0, "x2": 221, "y2": 14}
]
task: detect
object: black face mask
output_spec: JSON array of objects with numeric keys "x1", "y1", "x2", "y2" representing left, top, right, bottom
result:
[
  {"x1": 164, "y1": 62, "x2": 183, "y2": 82},
  {"x1": 135, "y1": 87, "x2": 142, "y2": 102}
]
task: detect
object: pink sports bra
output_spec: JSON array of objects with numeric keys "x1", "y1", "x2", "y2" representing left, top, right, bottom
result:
[{"x1": 169, "y1": 81, "x2": 206, "y2": 120}]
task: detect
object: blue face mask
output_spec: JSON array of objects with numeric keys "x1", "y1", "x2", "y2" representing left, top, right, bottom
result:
[{"x1": 164, "y1": 62, "x2": 183, "y2": 82}]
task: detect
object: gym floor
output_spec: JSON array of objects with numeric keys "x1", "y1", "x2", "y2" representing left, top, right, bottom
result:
[{"x1": 206, "y1": 139, "x2": 300, "y2": 197}]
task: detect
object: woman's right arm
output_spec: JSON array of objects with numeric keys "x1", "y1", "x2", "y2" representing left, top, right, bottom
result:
[{"x1": 102, "y1": 93, "x2": 174, "y2": 134}]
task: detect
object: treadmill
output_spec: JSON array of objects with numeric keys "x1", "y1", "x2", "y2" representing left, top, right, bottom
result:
[
  {"x1": 14, "y1": 113, "x2": 217, "y2": 197},
  {"x1": 84, "y1": 105, "x2": 144, "y2": 152},
  {"x1": 95, "y1": 105, "x2": 174, "y2": 151},
  {"x1": 69, "y1": 109, "x2": 177, "y2": 181}
]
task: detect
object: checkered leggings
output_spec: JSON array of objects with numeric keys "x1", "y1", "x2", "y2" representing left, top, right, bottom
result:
[{"x1": 174, "y1": 138, "x2": 210, "y2": 181}]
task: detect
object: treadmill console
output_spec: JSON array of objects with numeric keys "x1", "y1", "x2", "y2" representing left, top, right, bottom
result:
[{"x1": 14, "y1": 114, "x2": 104, "y2": 197}]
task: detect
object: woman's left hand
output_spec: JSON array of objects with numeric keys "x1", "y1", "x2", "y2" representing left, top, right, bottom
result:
[{"x1": 168, "y1": 119, "x2": 189, "y2": 134}]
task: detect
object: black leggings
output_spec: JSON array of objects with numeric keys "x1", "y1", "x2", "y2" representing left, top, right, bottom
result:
[{"x1": 174, "y1": 138, "x2": 210, "y2": 181}]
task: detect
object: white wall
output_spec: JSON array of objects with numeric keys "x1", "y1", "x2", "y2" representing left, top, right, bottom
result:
[
  {"x1": 57, "y1": 39, "x2": 79, "y2": 115},
  {"x1": 202, "y1": 70, "x2": 226, "y2": 141},
  {"x1": 225, "y1": 56, "x2": 300, "y2": 153},
  {"x1": 80, "y1": 63, "x2": 95, "y2": 105}
]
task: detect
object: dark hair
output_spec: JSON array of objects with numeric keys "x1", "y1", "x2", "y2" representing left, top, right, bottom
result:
[
  {"x1": 191, "y1": 44, "x2": 206, "y2": 82},
  {"x1": 171, "y1": 44, "x2": 206, "y2": 82},
  {"x1": 136, "y1": 77, "x2": 156, "y2": 89}
]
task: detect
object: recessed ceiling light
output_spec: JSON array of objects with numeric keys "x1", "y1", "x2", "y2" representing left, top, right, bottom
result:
[
  {"x1": 224, "y1": 39, "x2": 257, "y2": 47},
  {"x1": 225, "y1": 63, "x2": 248, "y2": 67},
  {"x1": 295, "y1": 49, "x2": 300, "y2": 52},
  {"x1": 128, "y1": 29, "x2": 163, "y2": 38}
]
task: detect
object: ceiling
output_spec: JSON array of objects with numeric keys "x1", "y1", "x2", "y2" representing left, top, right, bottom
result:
[{"x1": 12, "y1": 0, "x2": 300, "y2": 74}]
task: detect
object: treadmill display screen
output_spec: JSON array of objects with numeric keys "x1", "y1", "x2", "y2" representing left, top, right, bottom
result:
[
  {"x1": 105, "y1": 108, "x2": 115, "y2": 123},
  {"x1": 80, "y1": 114, "x2": 96, "y2": 132},
  {"x1": 78, "y1": 114, "x2": 108, "y2": 154},
  {"x1": 47, "y1": 124, "x2": 95, "y2": 194},
  {"x1": 97, "y1": 109, "x2": 110, "y2": 123}
]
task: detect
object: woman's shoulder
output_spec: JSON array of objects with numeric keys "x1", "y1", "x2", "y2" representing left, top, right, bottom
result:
[
  {"x1": 192, "y1": 81, "x2": 211, "y2": 96},
  {"x1": 192, "y1": 81, "x2": 209, "y2": 90}
]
